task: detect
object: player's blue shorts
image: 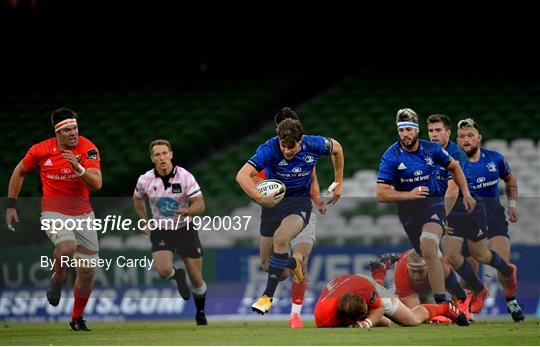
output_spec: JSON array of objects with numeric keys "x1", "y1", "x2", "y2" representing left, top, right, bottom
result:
[
  {"x1": 461, "y1": 201, "x2": 509, "y2": 258},
  {"x1": 399, "y1": 200, "x2": 446, "y2": 255},
  {"x1": 486, "y1": 201, "x2": 510, "y2": 239},
  {"x1": 260, "y1": 197, "x2": 312, "y2": 237},
  {"x1": 447, "y1": 200, "x2": 488, "y2": 242}
]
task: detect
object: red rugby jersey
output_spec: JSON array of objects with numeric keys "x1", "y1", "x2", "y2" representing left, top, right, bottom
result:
[
  {"x1": 393, "y1": 251, "x2": 431, "y2": 298},
  {"x1": 22, "y1": 136, "x2": 100, "y2": 215},
  {"x1": 314, "y1": 274, "x2": 382, "y2": 327}
]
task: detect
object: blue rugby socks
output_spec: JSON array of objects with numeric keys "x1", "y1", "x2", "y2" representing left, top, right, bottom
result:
[
  {"x1": 445, "y1": 270, "x2": 468, "y2": 300},
  {"x1": 263, "y1": 252, "x2": 290, "y2": 297}
]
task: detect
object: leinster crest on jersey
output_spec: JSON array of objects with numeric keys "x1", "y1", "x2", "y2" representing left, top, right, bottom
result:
[
  {"x1": 487, "y1": 162, "x2": 497, "y2": 172},
  {"x1": 424, "y1": 156, "x2": 434, "y2": 166},
  {"x1": 303, "y1": 154, "x2": 314, "y2": 164}
]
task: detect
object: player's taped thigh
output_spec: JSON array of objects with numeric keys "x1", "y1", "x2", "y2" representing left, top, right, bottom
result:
[
  {"x1": 419, "y1": 232, "x2": 443, "y2": 258},
  {"x1": 420, "y1": 232, "x2": 440, "y2": 246},
  {"x1": 73, "y1": 252, "x2": 100, "y2": 268}
]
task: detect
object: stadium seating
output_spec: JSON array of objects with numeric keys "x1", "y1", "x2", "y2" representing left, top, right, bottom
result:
[
  {"x1": 197, "y1": 79, "x2": 540, "y2": 247},
  {"x1": 190, "y1": 80, "x2": 539, "y2": 201},
  {"x1": 112, "y1": 139, "x2": 540, "y2": 249},
  {"x1": 217, "y1": 138, "x2": 539, "y2": 248},
  {"x1": 0, "y1": 81, "x2": 287, "y2": 198},
  {"x1": 3, "y1": 77, "x2": 539, "y2": 248}
]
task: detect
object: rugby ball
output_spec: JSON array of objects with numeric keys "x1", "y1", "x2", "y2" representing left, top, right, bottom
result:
[{"x1": 256, "y1": 179, "x2": 286, "y2": 196}]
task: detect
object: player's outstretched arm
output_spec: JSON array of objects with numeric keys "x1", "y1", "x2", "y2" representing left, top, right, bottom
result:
[
  {"x1": 446, "y1": 159, "x2": 476, "y2": 213},
  {"x1": 352, "y1": 306, "x2": 385, "y2": 328},
  {"x1": 5, "y1": 161, "x2": 28, "y2": 231},
  {"x1": 310, "y1": 170, "x2": 327, "y2": 214},
  {"x1": 503, "y1": 171, "x2": 519, "y2": 222},
  {"x1": 365, "y1": 305, "x2": 385, "y2": 327},
  {"x1": 376, "y1": 183, "x2": 429, "y2": 203},
  {"x1": 327, "y1": 139, "x2": 344, "y2": 204},
  {"x1": 310, "y1": 169, "x2": 321, "y2": 198}
]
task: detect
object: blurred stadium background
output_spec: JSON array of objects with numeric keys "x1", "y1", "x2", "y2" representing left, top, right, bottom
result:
[{"x1": 1, "y1": 1, "x2": 539, "y2": 325}]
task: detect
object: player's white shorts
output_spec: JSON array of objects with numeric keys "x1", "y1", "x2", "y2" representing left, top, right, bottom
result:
[
  {"x1": 369, "y1": 277, "x2": 400, "y2": 316},
  {"x1": 291, "y1": 213, "x2": 316, "y2": 249},
  {"x1": 41, "y1": 211, "x2": 99, "y2": 252}
]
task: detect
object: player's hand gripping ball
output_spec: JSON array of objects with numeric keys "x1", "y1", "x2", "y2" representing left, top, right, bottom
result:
[{"x1": 256, "y1": 179, "x2": 286, "y2": 207}]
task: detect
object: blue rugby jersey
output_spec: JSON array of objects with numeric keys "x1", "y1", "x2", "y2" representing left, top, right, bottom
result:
[
  {"x1": 248, "y1": 135, "x2": 332, "y2": 197},
  {"x1": 464, "y1": 148, "x2": 511, "y2": 212},
  {"x1": 377, "y1": 140, "x2": 452, "y2": 220},
  {"x1": 377, "y1": 139, "x2": 452, "y2": 195},
  {"x1": 434, "y1": 141, "x2": 469, "y2": 195}
]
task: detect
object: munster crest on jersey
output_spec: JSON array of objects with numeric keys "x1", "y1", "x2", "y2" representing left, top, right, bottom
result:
[{"x1": 87, "y1": 148, "x2": 99, "y2": 160}]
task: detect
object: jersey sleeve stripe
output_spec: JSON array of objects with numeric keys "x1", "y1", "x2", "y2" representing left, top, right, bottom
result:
[
  {"x1": 247, "y1": 160, "x2": 263, "y2": 172},
  {"x1": 187, "y1": 189, "x2": 202, "y2": 198},
  {"x1": 327, "y1": 137, "x2": 334, "y2": 154}
]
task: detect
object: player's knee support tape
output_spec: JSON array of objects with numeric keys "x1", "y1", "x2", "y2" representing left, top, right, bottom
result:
[
  {"x1": 419, "y1": 232, "x2": 443, "y2": 258},
  {"x1": 420, "y1": 232, "x2": 440, "y2": 246}
]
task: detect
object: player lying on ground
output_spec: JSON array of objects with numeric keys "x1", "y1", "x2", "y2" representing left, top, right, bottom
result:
[
  {"x1": 314, "y1": 274, "x2": 469, "y2": 328},
  {"x1": 370, "y1": 251, "x2": 468, "y2": 324}
]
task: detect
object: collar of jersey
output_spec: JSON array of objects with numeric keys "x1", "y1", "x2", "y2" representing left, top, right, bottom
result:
[{"x1": 153, "y1": 165, "x2": 177, "y2": 178}]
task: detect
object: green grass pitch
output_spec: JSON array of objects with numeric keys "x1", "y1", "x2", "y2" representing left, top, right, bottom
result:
[{"x1": 1, "y1": 320, "x2": 538, "y2": 345}]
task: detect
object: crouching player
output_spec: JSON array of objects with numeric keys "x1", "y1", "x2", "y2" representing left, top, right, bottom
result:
[
  {"x1": 314, "y1": 274, "x2": 469, "y2": 328},
  {"x1": 370, "y1": 250, "x2": 466, "y2": 324}
]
